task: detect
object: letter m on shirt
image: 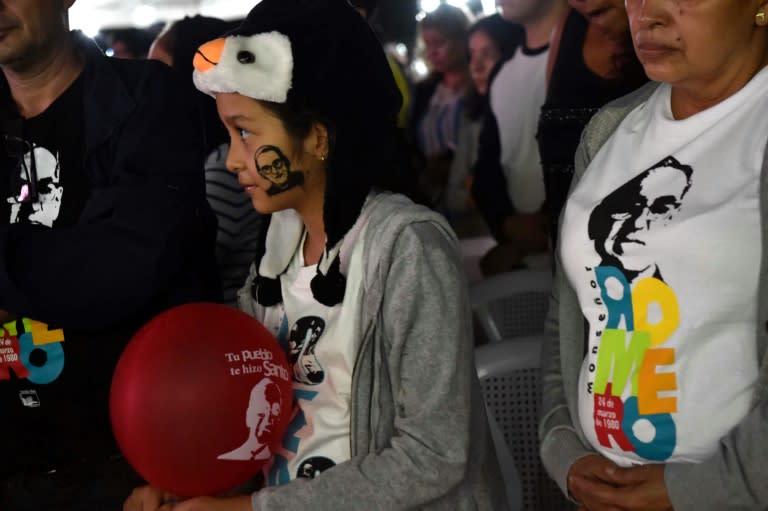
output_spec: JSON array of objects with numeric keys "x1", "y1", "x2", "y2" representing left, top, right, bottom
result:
[{"x1": 594, "y1": 329, "x2": 651, "y2": 397}]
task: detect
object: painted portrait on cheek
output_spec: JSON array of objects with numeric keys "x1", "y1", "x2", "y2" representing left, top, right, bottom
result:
[{"x1": 254, "y1": 145, "x2": 305, "y2": 196}]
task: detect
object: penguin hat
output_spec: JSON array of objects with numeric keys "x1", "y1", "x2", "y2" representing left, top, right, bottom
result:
[{"x1": 193, "y1": 0, "x2": 402, "y2": 307}]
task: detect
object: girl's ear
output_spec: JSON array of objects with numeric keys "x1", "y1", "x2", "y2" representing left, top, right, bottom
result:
[{"x1": 305, "y1": 121, "x2": 330, "y2": 161}]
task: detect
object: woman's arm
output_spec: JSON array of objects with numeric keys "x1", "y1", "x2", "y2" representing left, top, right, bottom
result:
[{"x1": 538, "y1": 124, "x2": 598, "y2": 495}]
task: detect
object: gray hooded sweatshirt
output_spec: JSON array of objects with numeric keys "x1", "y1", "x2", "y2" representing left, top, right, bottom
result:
[{"x1": 239, "y1": 192, "x2": 509, "y2": 510}]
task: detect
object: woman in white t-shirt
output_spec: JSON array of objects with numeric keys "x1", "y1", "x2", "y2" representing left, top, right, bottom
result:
[
  {"x1": 123, "y1": 1, "x2": 507, "y2": 510},
  {"x1": 540, "y1": 1, "x2": 768, "y2": 510}
]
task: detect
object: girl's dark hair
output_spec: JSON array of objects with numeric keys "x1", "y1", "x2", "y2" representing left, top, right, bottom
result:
[
  {"x1": 257, "y1": 98, "x2": 326, "y2": 155},
  {"x1": 257, "y1": 97, "x2": 415, "y2": 200},
  {"x1": 250, "y1": 92, "x2": 415, "y2": 308},
  {"x1": 462, "y1": 15, "x2": 523, "y2": 120},
  {"x1": 468, "y1": 13, "x2": 522, "y2": 61}
]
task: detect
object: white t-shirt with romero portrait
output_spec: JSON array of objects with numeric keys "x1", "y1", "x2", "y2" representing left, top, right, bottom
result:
[
  {"x1": 258, "y1": 232, "x2": 365, "y2": 485},
  {"x1": 560, "y1": 66, "x2": 768, "y2": 466}
]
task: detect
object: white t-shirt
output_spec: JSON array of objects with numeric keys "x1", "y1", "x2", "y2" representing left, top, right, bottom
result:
[
  {"x1": 259, "y1": 233, "x2": 365, "y2": 484},
  {"x1": 561, "y1": 67, "x2": 768, "y2": 466},
  {"x1": 489, "y1": 45, "x2": 549, "y2": 214}
]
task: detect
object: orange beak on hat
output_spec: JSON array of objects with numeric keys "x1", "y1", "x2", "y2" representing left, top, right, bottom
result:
[
  {"x1": 192, "y1": 32, "x2": 294, "y2": 102},
  {"x1": 194, "y1": 38, "x2": 226, "y2": 74}
]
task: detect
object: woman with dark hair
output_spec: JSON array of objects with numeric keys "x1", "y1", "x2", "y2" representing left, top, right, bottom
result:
[
  {"x1": 443, "y1": 14, "x2": 521, "y2": 237},
  {"x1": 537, "y1": 0, "x2": 647, "y2": 247},
  {"x1": 125, "y1": 1, "x2": 507, "y2": 510}
]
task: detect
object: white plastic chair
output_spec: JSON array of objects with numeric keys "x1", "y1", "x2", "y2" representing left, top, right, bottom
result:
[
  {"x1": 475, "y1": 337, "x2": 575, "y2": 511},
  {"x1": 487, "y1": 405, "x2": 523, "y2": 511},
  {"x1": 470, "y1": 270, "x2": 553, "y2": 343}
]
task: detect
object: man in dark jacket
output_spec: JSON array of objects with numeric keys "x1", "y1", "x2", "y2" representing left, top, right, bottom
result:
[{"x1": 0, "y1": 0, "x2": 219, "y2": 508}]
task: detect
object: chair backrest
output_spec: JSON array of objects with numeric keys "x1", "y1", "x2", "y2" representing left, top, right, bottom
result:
[
  {"x1": 470, "y1": 270, "x2": 553, "y2": 343},
  {"x1": 475, "y1": 338, "x2": 574, "y2": 511},
  {"x1": 487, "y1": 404, "x2": 523, "y2": 511}
]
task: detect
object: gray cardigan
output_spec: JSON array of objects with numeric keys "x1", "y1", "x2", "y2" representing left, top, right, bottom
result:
[
  {"x1": 242, "y1": 192, "x2": 508, "y2": 510},
  {"x1": 539, "y1": 82, "x2": 768, "y2": 511}
]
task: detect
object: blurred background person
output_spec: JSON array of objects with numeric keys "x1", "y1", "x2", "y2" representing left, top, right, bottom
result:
[
  {"x1": 442, "y1": 15, "x2": 511, "y2": 238},
  {"x1": 149, "y1": 15, "x2": 263, "y2": 306},
  {"x1": 408, "y1": 4, "x2": 471, "y2": 207},
  {"x1": 349, "y1": 0, "x2": 412, "y2": 130},
  {"x1": 538, "y1": 0, "x2": 647, "y2": 248},
  {"x1": 470, "y1": 0, "x2": 569, "y2": 276},
  {"x1": 99, "y1": 27, "x2": 160, "y2": 59}
]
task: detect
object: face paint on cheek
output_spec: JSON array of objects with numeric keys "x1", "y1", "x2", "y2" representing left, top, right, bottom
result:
[{"x1": 254, "y1": 144, "x2": 305, "y2": 196}]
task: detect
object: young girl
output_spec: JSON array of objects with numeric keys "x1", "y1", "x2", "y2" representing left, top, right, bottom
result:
[{"x1": 124, "y1": 0, "x2": 507, "y2": 510}]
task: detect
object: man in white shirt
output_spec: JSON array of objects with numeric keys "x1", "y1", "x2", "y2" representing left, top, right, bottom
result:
[{"x1": 471, "y1": 0, "x2": 568, "y2": 275}]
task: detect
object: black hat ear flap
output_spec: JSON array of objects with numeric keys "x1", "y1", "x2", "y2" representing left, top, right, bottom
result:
[
  {"x1": 310, "y1": 254, "x2": 346, "y2": 307},
  {"x1": 252, "y1": 274, "x2": 283, "y2": 306}
]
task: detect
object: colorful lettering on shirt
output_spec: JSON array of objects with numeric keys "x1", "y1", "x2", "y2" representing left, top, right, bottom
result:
[
  {"x1": 591, "y1": 266, "x2": 678, "y2": 461},
  {"x1": 0, "y1": 318, "x2": 65, "y2": 384}
]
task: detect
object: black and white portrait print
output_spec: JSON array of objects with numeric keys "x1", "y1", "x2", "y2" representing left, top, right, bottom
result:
[
  {"x1": 9, "y1": 146, "x2": 63, "y2": 227},
  {"x1": 587, "y1": 156, "x2": 693, "y2": 285},
  {"x1": 254, "y1": 145, "x2": 305, "y2": 196},
  {"x1": 288, "y1": 316, "x2": 325, "y2": 385},
  {"x1": 296, "y1": 456, "x2": 335, "y2": 479}
]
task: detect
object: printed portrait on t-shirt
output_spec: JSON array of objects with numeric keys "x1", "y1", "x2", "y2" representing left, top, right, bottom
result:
[
  {"x1": 288, "y1": 316, "x2": 326, "y2": 385},
  {"x1": 588, "y1": 156, "x2": 693, "y2": 286},
  {"x1": 580, "y1": 155, "x2": 694, "y2": 465},
  {"x1": 9, "y1": 146, "x2": 64, "y2": 227},
  {"x1": 296, "y1": 456, "x2": 335, "y2": 479}
]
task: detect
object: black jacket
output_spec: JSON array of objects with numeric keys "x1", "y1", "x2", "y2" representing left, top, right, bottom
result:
[
  {"x1": 0, "y1": 33, "x2": 219, "y2": 328},
  {"x1": 0, "y1": 32, "x2": 219, "y2": 472}
]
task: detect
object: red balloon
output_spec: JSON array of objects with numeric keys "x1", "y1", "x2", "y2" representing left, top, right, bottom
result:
[{"x1": 110, "y1": 302, "x2": 292, "y2": 497}]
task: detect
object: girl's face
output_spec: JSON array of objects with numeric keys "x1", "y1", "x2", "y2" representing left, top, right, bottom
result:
[
  {"x1": 422, "y1": 27, "x2": 467, "y2": 74},
  {"x1": 568, "y1": 0, "x2": 629, "y2": 41},
  {"x1": 468, "y1": 30, "x2": 502, "y2": 95},
  {"x1": 624, "y1": 0, "x2": 768, "y2": 87},
  {"x1": 216, "y1": 92, "x2": 324, "y2": 215}
]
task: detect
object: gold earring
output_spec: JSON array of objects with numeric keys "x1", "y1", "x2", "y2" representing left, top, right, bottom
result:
[
  {"x1": 757, "y1": 11, "x2": 767, "y2": 26},
  {"x1": 318, "y1": 153, "x2": 327, "y2": 162}
]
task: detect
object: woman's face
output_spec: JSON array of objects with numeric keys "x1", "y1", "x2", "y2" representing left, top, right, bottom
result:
[
  {"x1": 625, "y1": 0, "x2": 767, "y2": 86},
  {"x1": 216, "y1": 92, "x2": 320, "y2": 215},
  {"x1": 422, "y1": 27, "x2": 466, "y2": 74},
  {"x1": 469, "y1": 30, "x2": 502, "y2": 95},
  {"x1": 568, "y1": 0, "x2": 629, "y2": 41}
]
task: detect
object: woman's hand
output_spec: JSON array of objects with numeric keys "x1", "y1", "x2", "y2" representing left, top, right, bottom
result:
[
  {"x1": 500, "y1": 212, "x2": 549, "y2": 252},
  {"x1": 568, "y1": 455, "x2": 624, "y2": 511},
  {"x1": 568, "y1": 457, "x2": 674, "y2": 511},
  {"x1": 602, "y1": 464, "x2": 673, "y2": 511}
]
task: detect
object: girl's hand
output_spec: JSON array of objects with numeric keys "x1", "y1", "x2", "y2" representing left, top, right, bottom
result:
[{"x1": 159, "y1": 495, "x2": 253, "y2": 511}]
